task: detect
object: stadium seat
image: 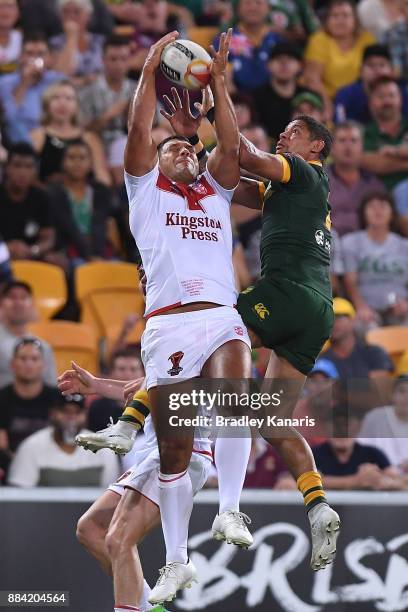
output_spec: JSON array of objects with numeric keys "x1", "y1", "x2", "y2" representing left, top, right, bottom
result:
[
  {"x1": 366, "y1": 326, "x2": 408, "y2": 367},
  {"x1": 11, "y1": 260, "x2": 67, "y2": 320},
  {"x1": 104, "y1": 319, "x2": 145, "y2": 359},
  {"x1": 396, "y1": 350, "x2": 408, "y2": 377},
  {"x1": 187, "y1": 26, "x2": 219, "y2": 50},
  {"x1": 27, "y1": 321, "x2": 99, "y2": 375},
  {"x1": 75, "y1": 262, "x2": 145, "y2": 338}
]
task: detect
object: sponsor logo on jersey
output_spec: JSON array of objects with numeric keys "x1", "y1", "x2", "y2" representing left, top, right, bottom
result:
[
  {"x1": 234, "y1": 326, "x2": 244, "y2": 336},
  {"x1": 167, "y1": 351, "x2": 184, "y2": 376},
  {"x1": 315, "y1": 229, "x2": 324, "y2": 246},
  {"x1": 165, "y1": 212, "x2": 221, "y2": 242},
  {"x1": 254, "y1": 303, "x2": 270, "y2": 320}
]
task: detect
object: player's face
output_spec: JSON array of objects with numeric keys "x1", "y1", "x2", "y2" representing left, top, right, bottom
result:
[
  {"x1": 159, "y1": 139, "x2": 199, "y2": 183},
  {"x1": 111, "y1": 357, "x2": 145, "y2": 381},
  {"x1": 12, "y1": 345, "x2": 44, "y2": 383},
  {"x1": 276, "y1": 120, "x2": 323, "y2": 160}
]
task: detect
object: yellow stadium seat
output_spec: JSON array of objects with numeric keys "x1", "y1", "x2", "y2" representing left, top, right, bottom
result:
[
  {"x1": 187, "y1": 26, "x2": 219, "y2": 51},
  {"x1": 75, "y1": 262, "x2": 145, "y2": 338},
  {"x1": 105, "y1": 319, "x2": 146, "y2": 359},
  {"x1": 11, "y1": 260, "x2": 67, "y2": 320},
  {"x1": 396, "y1": 350, "x2": 408, "y2": 377},
  {"x1": 366, "y1": 326, "x2": 408, "y2": 367},
  {"x1": 28, "y1": 321, "x2": 98, "y2": 375}
]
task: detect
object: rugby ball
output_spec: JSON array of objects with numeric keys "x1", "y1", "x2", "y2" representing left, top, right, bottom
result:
[{"x1": 161, "y1": 39, "x2": 211, "y2": 90}]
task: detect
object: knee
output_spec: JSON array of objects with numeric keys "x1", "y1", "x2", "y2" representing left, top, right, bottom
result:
[
  {"x1": 76, "y1": 514, "x2": 99, "y2": 550},
  {"x1": 159, "y1": 438, "x2": 191, "y2": 473}
]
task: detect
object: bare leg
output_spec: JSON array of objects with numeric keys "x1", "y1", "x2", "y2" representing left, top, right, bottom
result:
[
  {"x1": 76, "y1": 490, "x2": 119, "y2": 576},
  {"x1": 261, "y1": 353, "x2": 316, "y2": 478},
  {"x1": 105, "y1": 488, "x2": 161, "y2": 607}
]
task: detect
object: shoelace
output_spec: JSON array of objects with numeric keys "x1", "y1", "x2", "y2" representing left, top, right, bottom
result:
[
  {"x1": 156, "y1": 563, "x2": 178, "y2": 586},
  {"x1": 226, "y1": 511, "x2": 252, "y2": 526}
]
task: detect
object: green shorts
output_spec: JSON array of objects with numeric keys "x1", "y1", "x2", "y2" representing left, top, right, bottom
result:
[{"x1": 237, "y1": 277, "x2": 334, "y2": 375}]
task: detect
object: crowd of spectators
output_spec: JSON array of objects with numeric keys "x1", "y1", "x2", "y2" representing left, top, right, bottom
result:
[{"x1": 0, "y1": 0, "x2": 407, "y2": 491}]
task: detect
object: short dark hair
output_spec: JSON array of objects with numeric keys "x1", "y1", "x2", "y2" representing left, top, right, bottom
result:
[
  {"x1": 157, "y1": 135, "x2": 190, "y2": 153},
  {"x1": 368, "y1": 76, "x2": 400, "y2": 95},
  {"x1": 2, "y1": 280, "x2": 33, "y2": 298},
  {"x1": 6, "y1": 142, "x2": 38, "y2": 165},
  {"x1": 62, "y1": 138, "x2": 92, "y2": 159},
  {"x1": 23, "y1": 32, "x2": 49, "y2": 47},
  {"x1": 362, "y1": 44, "x2": 391, "y2": 63},
  {"x1": 13, "y1": 337, "x2": 44, "y2": 357},
  {"x1": 294, "y1": 115, "x2": 333, "y2": 161},
  {"x1": 103, "y1": 34, "x2": 131, "y2": 53},
  {"x1": 359, "y1": 191, "x2": 397, "y2": 230}
]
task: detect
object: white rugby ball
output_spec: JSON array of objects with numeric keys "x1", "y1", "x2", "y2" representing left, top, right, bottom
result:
[{"x1": 161, "y1": 39, "x2": 211, "y2": 90}]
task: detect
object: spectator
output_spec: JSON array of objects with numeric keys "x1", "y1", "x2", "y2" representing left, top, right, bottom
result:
[
  {"x1": 0, "y1": 337, "x2": 60, "y2": 452},
  {"x1": 230, "y1": 92, "x2": 256, "y2": 130},
  {"x1": 241, "y1": 123, "x2": 270, "y2": 151},
  {"x1": 383, "y1": 0, "x2": 408, "y2": 81},
  {"x1": 343, "y1": 192, "x2": 408, "y2": 326},
  {"x1": 0, "y1": 0, "x2": 22, "y2": 75},
  {"x1": 327, "y1": 121, "x2": 385, "y2": 236},
  {"x1": 252, "y1": 41, "x2": 306, "y2": 141},
  {"x1": 331, "y1": 228, "x2": 344, "y2": 296},
  {"x1": 243, "y1": 436, "x2": 287, "y2": 488},
  {"x1": 0, "y1": 234, "x2": 12, "y2": 289},
  {"x1": 393, "y1": 178, "x2": 408, "y2": 235},
  {"x1": 0, "y1": 33, "x2": 65, "y2": 143},
  {"x1": 50, "y1": 0, "x2": 105, "y2": 85},
  {"x1": 334, "y1": 44, "x2": 408, "y2": 124},
  {"x1": 291, "y1": 90, "x2": 325, "y2": 123},
  {"x1": 0, "y1": 143, "x2": 56, "y2": 262},
  {"x1": 303, "y1": 0, "x2": 375, "y2": 102},
  {"x1": 170, "y1": 0, "x2": 232, "y2": 26},
  {"x1": 215, "y1": 0, "x2": 281, "y2": 92},
  {"x1": 321, "y1": 297, "x2": 393, "y2": 379},
  {"x1": 359, "y1": 375, "x2": 408, "y2": 471},
  {"x1": 362, "y1": 76, "x2": 408, "y2": 191},
  {"x1": 358, "y1": 0, "x2": 403, "y2": 40},
  {"x1": 267, "y1": 0, "x2": 319, "y2": 44},
  {"x1": 30, "y1": 80, "x2": 110, "y2": 185},
  {"x1": 87, "y1": 349, "x2": 144, "y2": 432},
  {"x1": 7, "y1": 393, "x2": 119, "y2": 487},
  {"x1": 19, "y1": 0, "x2": 113, "y2": 38},
  {"x1": 47, "y1": 139, "x2": 114, "y2": 262},
  {"x1": 0, "y1": 449, "x2": 10, "y2": 484},
  {"x1": 293, "y1": 358, "x2": 340, "y2": 446},
  {"x1": 79, "y1": 35, "x2": 136, "y2": 156},
  {"x1": 0, "y1": 282, "x2": 57, "y2": 388}
]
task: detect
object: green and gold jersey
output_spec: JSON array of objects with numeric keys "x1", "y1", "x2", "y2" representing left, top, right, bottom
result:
[{"x1": 260, "y1": 153, "x2": 332, "y2": 302}]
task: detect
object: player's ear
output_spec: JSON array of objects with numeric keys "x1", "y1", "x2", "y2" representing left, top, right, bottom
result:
[{"x1": 312, "y1": 139, "x2": 325, "y2": 156}]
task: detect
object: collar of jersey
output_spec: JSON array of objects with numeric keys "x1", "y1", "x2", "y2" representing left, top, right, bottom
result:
[{"x1": 308, "y1": 160, "x2": 323, "y2": 167}]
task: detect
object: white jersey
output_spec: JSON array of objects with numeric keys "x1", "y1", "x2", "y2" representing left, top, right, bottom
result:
[{"x1": 125, "y1": 163, "x2": 237, "y2": 317}]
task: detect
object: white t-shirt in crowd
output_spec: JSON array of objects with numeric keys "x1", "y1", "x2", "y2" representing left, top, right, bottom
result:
[
  {"x1": 8, "y1": 427, "x2": 120, "y2": 487},
  {"x1": 358, "y1": 406, "x2": 408, "y2": 468}
]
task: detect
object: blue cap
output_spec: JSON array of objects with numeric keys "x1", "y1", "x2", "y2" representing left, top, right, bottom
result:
[{"x1": 310, "y1": 359, "x2": 339, "y2": 379}]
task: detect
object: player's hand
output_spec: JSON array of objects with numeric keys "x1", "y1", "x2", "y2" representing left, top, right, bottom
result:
[
  {"x1": 161, "y1": 87, "x2": 204, "y2": 137},
  {"x1": 209, "y1": 28, "x2": 232, "y2": 79},
  {"x1": 58, "y1": 361, "x2": 98, "y2": 396},
  {"x1": 143, "y1": 30, "x2": 179, "y2": 74},
  {"x1": 124, "y1": 377, "x2": 146, "y2": 404},
  {"x1": 193, "y1": 85, "x2": 214, "y2": 118}
]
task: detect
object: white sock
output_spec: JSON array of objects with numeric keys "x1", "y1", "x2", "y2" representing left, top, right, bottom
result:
[
  {"x1": 139, "y1": 579, "x2": 153, "y2": 611},
  {"x1": 215, "y1": 433, "x2": 251, "y2": 514},
  {"x1": 158, "y1": 469, "x2": 193, "y2": 564},
  {"x1": 115, "y1": 420, "x2": 136, "y2": 437}
]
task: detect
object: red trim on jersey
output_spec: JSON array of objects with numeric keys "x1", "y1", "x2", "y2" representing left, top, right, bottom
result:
[
  {"x1": 115, "y1": 605, "x2": 140, "y2": 611},
  {"x1": 193, "y1": 449, "x2": 213, "y2": 459},
  {"x1": 145, "y1": 301, "x2": 182, "y2": 319},
  {"x1": 158, "y1": 470, "x2": 188, "y2": 484}
]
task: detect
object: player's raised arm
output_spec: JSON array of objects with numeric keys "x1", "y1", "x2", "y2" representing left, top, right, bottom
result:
[
  {"x1": 239, "y1": 134, "x2": 287, "y2": 182},
  {"x1": 125, "y1": 31, "x2": 178, "y2": 177},
  {"x1": 207, "y1": 30, "x2": 240, "y2": 190}
]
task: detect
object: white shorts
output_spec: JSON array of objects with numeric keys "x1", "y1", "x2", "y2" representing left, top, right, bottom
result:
[
  {"x1": 109, "y1": 447, "x2": 212, "y2": 506},
  {"x1": 141, "y1": 306, "x2": 251, "y2": 390}
]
